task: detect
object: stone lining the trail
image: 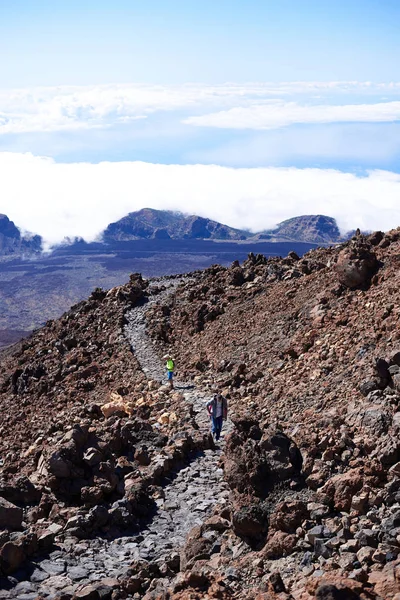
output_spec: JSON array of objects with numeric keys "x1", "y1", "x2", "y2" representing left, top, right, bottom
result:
[
  {"x1": 2, "y1": 280, "x2": 232, "y2": 599},
  {"x1": 18, "y1": 444, "x2": 229, "y2": 599}
]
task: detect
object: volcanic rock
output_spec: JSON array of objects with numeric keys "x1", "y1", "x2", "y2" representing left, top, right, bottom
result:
[
  {"x1": 224, "y1": 423, "x2": 302, "y2": 498},
  {"x1": 0, "y1": 541, "x2": 25, "y2": 574},
  {"x1": 336, "y1": 238, "x2": 379, "y2": 288},
  {"x1": 231, "y1": 503, "x2": 268, "y2": 544},
  {"x1": 2, "y1": 228, "x2": 400, "y2": 598},
  {"x1": 0, "y1": 497, "x2": 23, "y2": 530}
]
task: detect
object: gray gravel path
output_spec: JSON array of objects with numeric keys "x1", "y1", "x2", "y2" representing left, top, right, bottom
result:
[{"x1": 121, "y1": 280, "x2": 232, "y2": 562}]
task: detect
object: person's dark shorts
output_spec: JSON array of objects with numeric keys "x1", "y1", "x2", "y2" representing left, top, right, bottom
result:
[{"x1": 167, "y1": 371, "x2": 174, "y2": 380}]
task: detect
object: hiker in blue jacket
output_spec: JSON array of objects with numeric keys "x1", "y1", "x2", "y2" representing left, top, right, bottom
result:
[{"x1": 207, "y1": 394, "x2": 228, "y2": 441}]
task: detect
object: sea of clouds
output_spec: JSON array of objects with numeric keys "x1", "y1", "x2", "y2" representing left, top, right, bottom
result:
[
  {"x1": 1, "y1": 81, "x2": 400, "y2": 134},
  {"x1": 1, "y1": 81, "x2": 400, "y2": 246},
  {"x1": 1, "y1": 152, "x2": 400, "y2": 247}
]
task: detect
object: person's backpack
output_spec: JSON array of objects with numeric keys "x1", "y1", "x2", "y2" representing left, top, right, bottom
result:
[{"x1": 167, "y1": 359, "x2": 175, "y2": 371}]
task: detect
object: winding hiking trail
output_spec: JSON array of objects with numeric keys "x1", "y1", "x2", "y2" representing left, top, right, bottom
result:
[
  {"x1": 5, "y1": 280, "x2": 232, "y2": 599},
  {"x1": 121, "y1": 279, "x2": 232, "y2": 563}
]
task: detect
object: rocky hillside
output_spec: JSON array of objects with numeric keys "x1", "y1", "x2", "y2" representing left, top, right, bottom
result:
[
  {"x1": 0, "y1": 214, "x2": 42, "y2": 255},
  {"x1": 0, "y1": 229, "x2": 400, "y2": 598},
  {"x1": 102, "y1": 208, "x2": 249, "y2": 241},
  {"x1": 144, "y1": 228, "x2": 400, "y2": 598}
]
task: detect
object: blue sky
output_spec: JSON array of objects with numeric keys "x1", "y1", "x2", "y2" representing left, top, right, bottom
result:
[
  {"x1": 1, "y1": 1, "x2": 400, "y2": 243},
  {"x1": 1, "y1": 1, "x2": 400, "y2": 85}
]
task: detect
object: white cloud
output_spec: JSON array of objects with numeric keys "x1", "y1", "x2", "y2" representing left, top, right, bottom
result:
[
  {"x1": 1, "y1": 82, "x2": 400, "y2": 134},
  {"x1": 1, "y1": 152, "x2": 400, "y2": 246},
  {"x1": 184, "y1": 100, "x2": 400, "y2": 130}
]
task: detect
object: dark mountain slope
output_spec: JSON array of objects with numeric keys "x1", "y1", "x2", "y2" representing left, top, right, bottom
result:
[
  {"x1": 103, "y1": 207, "x2": 250, "y2": 241},
  {"x1": 102, "y1": 209, "x2": 347, "y2": 245}
]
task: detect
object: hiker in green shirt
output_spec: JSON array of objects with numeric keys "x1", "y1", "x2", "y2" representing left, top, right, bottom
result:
[{"x1": 163, "y1": 354, "x2": 175, "y2": 390}]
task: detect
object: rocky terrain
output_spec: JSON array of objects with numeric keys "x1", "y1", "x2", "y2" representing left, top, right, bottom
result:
[
  {"x1": 143, "y1": 228, "x2": 400, "y2": 598},
  {"x1": 0, "y1": 237, "x2": 315, "y2": 349},
  {"x1": 0, "y1": 227, "x2": 399, "y2": 599}
]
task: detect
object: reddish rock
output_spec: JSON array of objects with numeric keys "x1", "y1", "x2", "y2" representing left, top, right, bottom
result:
[
  {"x1": 73, "y1": 585, "x2": 101, "y2": 599},
  {"x1": 202, "y1": 515, "x2": 231, "y2": 532},
  {"x1": 319, "y1": 469, "x2": 364, "y2": 511},
  {"x1": 263, "y1": 530, "x2": 297, "y2": 558},
  {"x1": 269, "y1": 500, "x2": 308, "y2": 533},
  {"x1": 368, "y1": 558, "x2": 400, "y2": 598},
  {"x1": 180, "y1": 537, "x2": 212, "y2": 570}
]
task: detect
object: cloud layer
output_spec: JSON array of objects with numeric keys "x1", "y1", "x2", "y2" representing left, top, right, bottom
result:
[
  {"x1": 1, "y1": 152, "x2": 400, "y2": 247},
  {"x1": 184, "y1": 101, "x2": 400, "y2": 130},
  {"x1": 1, "y1": 82, "x2": 400, "y2": 134}
]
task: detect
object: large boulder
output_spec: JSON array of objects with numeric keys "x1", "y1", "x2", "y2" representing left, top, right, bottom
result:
[
  {"x1": 269, "y1": 500, "x2": 309, "y2": 533},
  {"x1": 0, "y1": 476, "x2": 41, "y2": 505},
  {"x1": 224, "y1": 421, "x2": 303, "y2": 498},
  {"x1": 263, "y1": 530, "x2": 297, "y2": 559},
  {"x1": 0, "y1": 497, "x2": 23, "y2": 530},
  {"x1": 0, "y1": 541, "x2": 25, "y2": 574},
  {"x1": 336, "y1": 239, "x2": 379, "y2": 289},
  {"x1": 231, "y1": 502, "x2": 268, "y2": 546},
  {"x1": 318, "y1": 464, "x2": 383, "y2": 511}
]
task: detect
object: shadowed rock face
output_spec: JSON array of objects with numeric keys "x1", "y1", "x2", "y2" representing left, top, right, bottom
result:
[
  {"x1": 224, "y1": 419, "x2": 303, "y2": 499},
  {"x1": 0, "y1": 215, "x2": 21, "y2": 240}
]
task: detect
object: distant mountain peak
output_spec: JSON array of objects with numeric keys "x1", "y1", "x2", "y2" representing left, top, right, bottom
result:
[
  {"x1": 101, "y1": 210, "x2": 347, "y2": 245},
  {"x1": 0, "y1": 210, "x2": 350, "y2": 259},
  {"x1": 0, "y1": 214, "x2": 42, "y2": 255},
  {"x1": 0, "y1": 214, "x2": 22, "y2": 239},
  {"x1": 103, "y1": 208, "x2": 249, "y2": 242},
  {"x1": 258, "y1": 214, "x2": 343, "y2": 244}
]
